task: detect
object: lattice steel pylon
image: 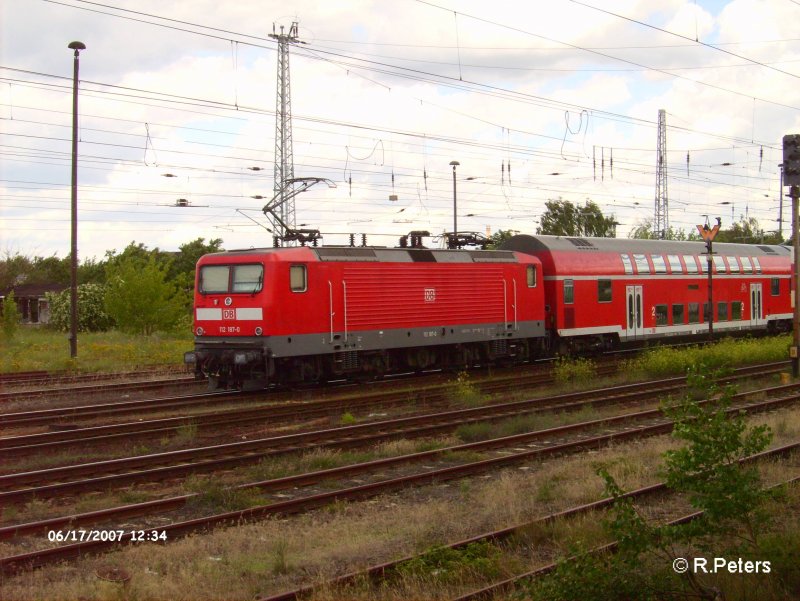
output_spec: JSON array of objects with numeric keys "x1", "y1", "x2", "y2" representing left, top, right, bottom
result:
[
  {"x1": 654, "y1": 109, "x2": 669, "y2": 239},
  {"x1": 268, "y1": 22, "x2": 300, "y2": 243}
]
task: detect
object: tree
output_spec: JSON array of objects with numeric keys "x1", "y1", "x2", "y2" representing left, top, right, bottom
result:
[
  {"x1": 629, "y1": 218, "x2": 693, "y2": 241},
  {"x1": 2, "y1": 291, "x2": 21, "y2": 340},
  {"x1": 484, "y1": 230, "x2": 517, "y2": 250},
  {"x1": 714, "y1": 217, "x2": 782, "y2": 245},
  {"x1": 104, "y1": 254, "x2": 185, "y2": 335},
  {"x1": 537, "y1": 199, "x2": 616, "y2": 237},
  {"x1": 45, "y1": 283, "x2": 113, "y2": 332},
  {"x1": 169, "y1": 238, "x2": 224, "y2": 311}
]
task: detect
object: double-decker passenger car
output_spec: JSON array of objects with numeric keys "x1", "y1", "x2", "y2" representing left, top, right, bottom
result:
[
  {"x1": 500, "y1": 235, "x2": 793, "y2": 353},
  {"x1": 186, "y1": 245, "x2": 546, "y2": 389}
]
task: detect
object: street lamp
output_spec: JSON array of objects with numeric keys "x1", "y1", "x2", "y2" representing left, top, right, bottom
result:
[
  {"x1": 450, "y1": 161, "x2": 459, "y2": 237},
  {"x1": 68, "y1": 40, "x2": 85, "y2": 359}
]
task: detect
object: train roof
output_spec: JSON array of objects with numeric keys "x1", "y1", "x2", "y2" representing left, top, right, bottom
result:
[
  {"x1": 202, "y1": 246, "x2": 531, "y2": 264},
  {"x1": 499, "y1": 234, "x2": 791, "y2": 258}
]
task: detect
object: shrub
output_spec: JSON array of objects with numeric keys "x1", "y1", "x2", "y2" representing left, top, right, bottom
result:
[
  {"x1": 2, "y1": 291, "x2": 21, "y2": 339},
  {"x1": 45, "y1": 284, "x2": 112, "y2": 332}
]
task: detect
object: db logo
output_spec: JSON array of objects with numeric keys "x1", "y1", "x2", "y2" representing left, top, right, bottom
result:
[
  {"x1": 424, "y1": 288, "x2": 436, "y2": 303},
  {"x1": 222, "y1": 309, "x2": 235, "y2": 320}
]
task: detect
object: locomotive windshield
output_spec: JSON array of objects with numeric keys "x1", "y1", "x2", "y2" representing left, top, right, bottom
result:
[{"x1": 199, "y1": 264, "x2": 263, "y2": 294}]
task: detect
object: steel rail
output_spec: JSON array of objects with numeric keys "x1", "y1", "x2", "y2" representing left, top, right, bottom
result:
[
  {"x1": 452, "y1": 475, "x2": 800, "y2": 601},
  {"x1": 0, "y1": 375, "x2": 695, "y2": 497},
  {"x1": 258, "y1": 442, "x2": 800, "y2": 601},
  {"x1": 0, "y1": 376, "x2": 200, "y2": 402},
  {"x1": 2, "y1": 391, "x2": 799, "y2": 576}
]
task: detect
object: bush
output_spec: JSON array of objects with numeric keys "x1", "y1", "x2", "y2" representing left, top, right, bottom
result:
[
  {"x1": 104, "y1": 255, "x2": 185, "y2": 335},
  {"x1": 45, "y1": 284, "x2": 113, "y2": 332},
  {"x1": 2, "y1": 291, "x2": 21, "y2": 339}
]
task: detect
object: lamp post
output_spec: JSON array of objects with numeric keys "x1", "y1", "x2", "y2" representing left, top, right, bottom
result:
[
  {"x1": 449, "y1": 161, "x2": 459, "y2": 239},
  {"x1": 68, "y1": 41, "x2": 85, "y2": 359}
]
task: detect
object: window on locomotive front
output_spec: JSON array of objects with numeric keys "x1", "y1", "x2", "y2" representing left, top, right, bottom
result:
[
  {"x1": 683, "y1": 255, "x2": 699, "y2": 274},
  {"x1": 199, "y1": 265, "x2": 230, "y2": 294},
  {"x1": 231, "y1": 264, "x2": 264, "y2": 293},
  {"x1": 290, "y1": 265, "x2": 307, "y2": 292},
  {"x1": 564, "y1": 279, "x2": 574, "y2": 304},
  {"x1": 667, "y1": 255, "x2": 682, "y2": 273}
]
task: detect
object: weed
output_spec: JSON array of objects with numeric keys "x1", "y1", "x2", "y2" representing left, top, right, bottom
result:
[
  {"x1": 184, "y1": 477, "x2": 263, "y2": 512},
  {"x1": 340, "y1": 412, "x2": 357, "y2": 425},
  {"x1": 395, "y1": 541, "x2": 508, "y2": 584},
  {"x1": 455, "y1": 421, "x2": 493, "y2": 442},
  {"x1": 553, "y1": 356, "x2": 596, "y2": 386},
  {"x1": 449, "y1": 371, "x2": 484, "y2": 407},
  {"x1": 271, "y1": 539, "x2": 291, "y2": 575}
]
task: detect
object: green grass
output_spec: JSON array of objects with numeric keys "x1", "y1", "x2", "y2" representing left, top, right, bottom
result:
[
  {"x1": 623, "y1": 335, "x2": 791, "y2": 379},
  {"x1": 0, "y1": 327, "x2": 192, "y2": 373}
]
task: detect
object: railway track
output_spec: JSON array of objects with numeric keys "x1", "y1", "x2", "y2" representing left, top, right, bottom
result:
[
  {"x1": 2, "y1": 375, "x2": 799, "y2": 576},
  {"x1": 0, "y1": 365, "x2": 776, "y2": 499},
  {"x1": 0, "y1": 375, "x2": 201, "y2": 402},
  {"x1": 0, "y1": 361, "x2": 784, "y2": 460},
  {"x1": 258, "y1": 443, "x2": 800, "y2": 601}
]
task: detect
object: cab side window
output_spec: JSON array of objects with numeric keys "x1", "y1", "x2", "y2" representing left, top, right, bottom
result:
[
  {"x1": 526, "y1": 265, "x2": 537, "y2": 287},
  {"x1": 290, "y1": 265, "x2": 307, "y2": 292}
]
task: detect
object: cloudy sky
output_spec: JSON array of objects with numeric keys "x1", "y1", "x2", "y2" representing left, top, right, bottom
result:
[{"x1": 2, "y1": 0, "x2": 800, "y2": 259}]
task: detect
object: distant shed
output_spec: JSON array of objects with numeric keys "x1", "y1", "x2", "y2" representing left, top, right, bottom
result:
[{"x1": 0, "y1": 283, "x2": 67, "y2": 324}]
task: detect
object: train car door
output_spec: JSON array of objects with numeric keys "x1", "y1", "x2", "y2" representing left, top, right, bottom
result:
[
  {"x1": 749, "y1": 283, "x2": 764, "y2": 327},
  {"x1": 626, "y1": 285, "x2": 643, "y2": 338}
]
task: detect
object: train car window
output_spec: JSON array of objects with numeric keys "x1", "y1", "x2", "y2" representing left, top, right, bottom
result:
[
  {"x1": 771, "y1": 278, "x2": 780, "y2": 296},
  {"x1": 621, "y1": 254, "x2": 634, "y2": 275},
  {"x1": 699, "y1": 257, "x2": 708, "y2": 273},
  {"x1": 688, "y1": 303, "x2": 700, "y2": 324},
  {"x1": 651, "y1": 255, "x2": 667, "y2": 274},
  {"x1": 752, "y1": 257, "x2": 762, "y2": 273},
  {"x1": 633, "y1": 254, "x2": 650, "y2": 274},
  {"x1": 703, "y1": 302, "x2": 711, "y2": 322},
  {"x1": 598, "y1": 279, "x2": 612, "y2": 302},
  {"x1": 199, "y1": 265, "x2": 230, "y2": 294},
  {"x1": 232, "y1": 264, "x2": 264, "y2": 293},
  {"x1": 742, "y1": 257, "x2": 754, "y2": 273},
  {"x1": 667, "y1": 255, "x2": 682, "y2": 273},
  {"x1": 718, "y1": 301, "x2": 728, "y2": 321},
  {"x1": 564, "y1": 279, "x2": 574, "y2": 304},
  {"x1": 731, "y1": 301, "x2": 743, "y2": 320},
  {"x1": 526, "y1": 265, "x2": 537, "y2": 287},
  {"x1": 683, "y1": 255, "x2": 699, "y2": 274},
  {"x1": 672, "y1": 303, "x2": 685, "y2": 324},
  {"x1": 712, "y1": 255, "x2": 727, "y2": 273},
  {"x1": 729, "y1": 257, "x2": 741, "y2": 273},
  {"x1": 655, "y1": 304, "x2": 668, "y2": 326},
  {"x1": 290, "y1": 265, "x2": 307, "y2": 292}
]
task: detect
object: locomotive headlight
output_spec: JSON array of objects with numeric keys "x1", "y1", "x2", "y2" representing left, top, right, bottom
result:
[
  {"x1": 183, "y1": 352, "x2": 197, "y2": 364},
  {"x1": 234, "y1": 351, "x2": 249, "y2": 365},
  {"x1": 255, "y1": 327, "x2": 263, "y2": 336},
  {"x1": 195, "y1": 326, "x2": 204, "y2": 336}
]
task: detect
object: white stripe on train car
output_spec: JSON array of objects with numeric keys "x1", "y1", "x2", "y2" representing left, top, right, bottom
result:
[
  {"x1": 236, "y1": 308, "x2": 263, "y2": 320},
  {"x1": 196, "y1": 308, "x2": 222, "y2": 320}
]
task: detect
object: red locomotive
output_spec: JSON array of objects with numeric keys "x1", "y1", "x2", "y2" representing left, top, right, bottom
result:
[
  {"x1": 185, "y1": 245, "x2": 545, "y2": 389},
  {"x1": 185, "y1": 235, "x2": 792, "y2": 389}
]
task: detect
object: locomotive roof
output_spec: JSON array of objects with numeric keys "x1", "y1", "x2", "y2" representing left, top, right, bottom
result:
[
  {"x1": 500, "y1": 234, "x2": 791, "y2": 258},
  {"x1": 205, "y1": 246, "x2": 523, "y2": 263}
]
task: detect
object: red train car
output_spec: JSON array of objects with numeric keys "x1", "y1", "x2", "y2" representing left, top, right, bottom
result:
[
  {"x1": 501, "y1": 235, "x2": 793, "y2": 353},
  {"x1": 186, "y1": 245, "x2": 546, "y2": 388}
]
